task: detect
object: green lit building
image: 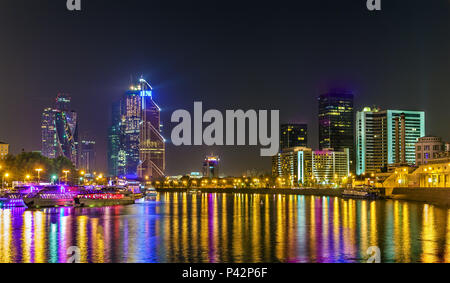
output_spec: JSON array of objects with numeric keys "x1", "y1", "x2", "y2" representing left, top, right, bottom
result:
[{"x1": 356, "y1": 107, "x2": 425, "y2": 175}]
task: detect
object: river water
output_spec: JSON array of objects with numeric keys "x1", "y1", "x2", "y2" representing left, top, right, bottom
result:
[{"x1": 0, "y1": 192, "x2": 449, "y2": 263}]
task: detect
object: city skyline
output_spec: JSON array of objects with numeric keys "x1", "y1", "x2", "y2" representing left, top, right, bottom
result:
[{"x1": 1, "y1": 1, "x2": 450, "y2": 176}]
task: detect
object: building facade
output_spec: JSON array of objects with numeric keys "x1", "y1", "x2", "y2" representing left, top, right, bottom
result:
[
  {"x1": 356, "y1": 107, "x2": 426, "y2": 175},
  {"x1": 108, "y1": 78, "x2": 165, "y2": 180},
  {"x1": 415, "y1": 136, "x2": 445, "y2": 166},
  {"x1": 386, "y1": 110, "x2": 425, "y2": 165},
  {"x1": 79, "y1": 140, "x2": 96, "y2": 173},
  {"x1": 41, "y1": 94, "x2": 79, "y2": 166},
  {"x1": 0, "y1": 142, "x2": 9, "y2": 159},
  {"x1": 318, "y1": 91, "x2": 354, "y2": 171},
  {"x1": 356, "y1": 107, "x2": 387, "y2": 175},
  {"x1": 280, "y1": 124, "x2": 307, "y2": 150},
  {"x1": 272, "y1": 147, "x2": 349, "y2": 187},
  {"x1": 203, "y1": 155, "x2": 220, "y2": 178}
]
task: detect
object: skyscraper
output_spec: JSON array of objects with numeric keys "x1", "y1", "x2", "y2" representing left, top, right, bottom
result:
[
  {"x1": 79, "y1": 140, "x2": 96, "y2": 173},
  {"x1": 318, "y1": 90, "x2": 354, "y2": 171},
  {"x1": 137, "y1": 79, "x2": 165, "y2": 180},
  {"x1": 280, "y1": 124, "x2": 307, "y2": 150},
  {"x1": 203, "y1": 155, "x2": 220, "y2": 178},
  {"x1": 108, "y1": 101, "x2": 121, "y2": 177},
  {"x1": 41, "y1": 94, "x2": 79, "y2": 166},
  {"x1": 108, "y1": 78, "x2": 165, "y2": 180},
  {"x1": 356, "y1": 107, "x2": 388, "y2": 175},
  {"x1": 356, "y1": 107, "x2": 425, "y2": 175}
]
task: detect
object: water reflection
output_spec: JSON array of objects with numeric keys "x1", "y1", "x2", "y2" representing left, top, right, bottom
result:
[{"x1": 0, "y1": 193, "x2": 449, "y2": 263}]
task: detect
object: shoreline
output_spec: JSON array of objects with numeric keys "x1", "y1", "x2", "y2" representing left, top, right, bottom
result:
[{"x1": 156, "y1": 187, "x2": 450, "y2": 207}]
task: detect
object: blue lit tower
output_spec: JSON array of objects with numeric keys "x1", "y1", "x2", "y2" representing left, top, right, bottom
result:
[
  {"x1": 113, "y1": 78, "x2": 165, "y2": 179},
  {"x1": 137, "y1": 78, "x2": 166, "y2": 180}
]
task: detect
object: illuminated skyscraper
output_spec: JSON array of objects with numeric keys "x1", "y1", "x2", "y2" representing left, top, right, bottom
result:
[
  {"x1": 318, "y1": 90, "x2": 354, "y2": 171},
  {"x1": 280, "y1": 124, "x2": 307, "y2": 150},
  {"x1": 203, "y1": 155, "x2": 220, "y2": 178},
  {"x1": 108, "y1": 101, "x2": 121, "y2": 177},
  {"x1": 79, "y1": 140, "x2": 96, "y2": 173},
  {"x1": 41, "y1": 94, "x2": 79, "y2": 166},
  {"x1": 137, "y1": 79, "x2": 165, "y2": 180},
  {"x1": 109, "y1": 78, "x2": 165, "y2": 180}
]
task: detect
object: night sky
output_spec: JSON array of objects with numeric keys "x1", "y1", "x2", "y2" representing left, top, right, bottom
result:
[{"x1": 0, "y1": 0, "x2": 449, "y2": 176}]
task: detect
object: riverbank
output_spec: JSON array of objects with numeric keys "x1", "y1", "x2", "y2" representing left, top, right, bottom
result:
[
  {"x1": 156, "y1": 187, "x2": 344, "y2": 196},
  {"x1": 389, "y1": 187, "x2": 450, "y2": 207},
  {"x1": 157, "y1": 187, "x2": 450, "y2": 207}
]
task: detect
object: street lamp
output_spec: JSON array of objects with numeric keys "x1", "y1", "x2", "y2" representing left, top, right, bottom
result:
[
  {"x1": 35, "y1": 168, "x2": 43, "y2": 183},
  {"x1": 25, "y1": 174, "x2": 31, "y2": 184},
  {"x1": 2, "y1": 173, "x2": 10, "y2": 190}
]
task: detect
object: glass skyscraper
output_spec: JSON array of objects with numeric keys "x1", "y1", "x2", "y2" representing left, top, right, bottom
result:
[
  {"x1": 318, "y1": 90, "x2": 354, "y2": 171},
  {"x1": 280, "y1": 124, "x2": 307, "y2": 150},
  {"x1": 108, "y1": 78, "x2": 165, "y2": 180},
  {"x1": 79, "y1": 140, "x2": 96, "y2": 173},
  {"x1": 41, "y1": 94, "x2": 79, "y2": 166}
]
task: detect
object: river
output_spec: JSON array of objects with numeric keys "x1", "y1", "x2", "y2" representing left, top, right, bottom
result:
[{"x1": 0, "y1": 192, "x2": 449, "y2": 263}]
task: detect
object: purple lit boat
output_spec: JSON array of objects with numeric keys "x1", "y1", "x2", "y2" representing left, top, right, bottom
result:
[
  {"x1": 23, "y1": 186, "x2": 81, "y2": 208},
  {"x1": 0, "y1": 186, "x2": 40, "y2": 208}
]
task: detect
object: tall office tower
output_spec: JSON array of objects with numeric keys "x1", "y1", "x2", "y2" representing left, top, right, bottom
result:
[
  {"x1": 41, "y1": 108, "x2": 58, "y2": 159},
  {"x1": 318, "y1": 90, "x2": 354, "y2": 171},
  {"x1": 203, "y1": 155, "x2": 220, "y2": 178},
  {"x1": 356, "y1": 107, "x2": 388, "y2": 175},
  {"x1": 41, "y1": 94, "x2": 79, "y2": 166},
  {"x1": 109, "y1": 78, "x2": 165, "y2": 179},
  {"x1": 79, "y1": 140, "x2": 96, "y2": 173},
  {"x1": 356, "y1": 107, "x2": 425, "y2": 175},
  {"x1": 386, "y1": 110, "x2": 425, "y2": 165},
  {"x1": 137, "y1": 79, "x2": 165, "y2": 180},
  {"x1": 108, "y1": 101, "x2": 121, "y2": 177},
  {"x1": 280, "y1": 124, "x2": 308, "y2": 150}
]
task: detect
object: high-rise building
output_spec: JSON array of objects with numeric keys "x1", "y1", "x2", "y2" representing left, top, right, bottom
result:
[
  {"x1": 203, "y1": 155, "x2": 220, "y2": 178},
  {"x1": 41, "y1": 94, "x2": 79, "y2": 166},
  {"x1": 79, "y1": 140, "x2": 96, "y2": 173},
  {"x1": 318, "y1": 90, "x2": 354, "y2": 171},
  {"x1": 272, "y1": 147, "x2": 349, "y2": 186},
  {"x1": 386, "y1": 110, "x2": 425, "y2": 165},
  {"x1": 0, "y1": 142, "x2": 9, "y2": 159},
  {"x1": 280, "y1": 124, "x2": 307, "y2": 150},
  {"x1": 41, "y1": 108, "x2": 58, "y2": 159},
  {"x1": 137, "y1": 79, "x2": 165, "y2": 180},
  {"x1": 108, "y1": 102, "x2": 121, "y2": 177},
  {"x1": 356, "y1": 107, "x2": 388, "y2": 175},
  {"x1": 108, "y1": 78, "x2": 165, "y2": 180},
  {"x1": 356, "y1": 107, "x2": 425, "y2": 175}
]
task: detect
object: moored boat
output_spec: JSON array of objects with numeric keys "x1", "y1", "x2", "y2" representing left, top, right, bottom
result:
[
  {"x1": 74, "y1": 188, "x2": 135, "y2": 207},
  {"x1": 342, "y1": 188, "x2": 382, "y2": 199},
  {"x1": 23, "y1": 186, "x2": 80, "y2": 208}
]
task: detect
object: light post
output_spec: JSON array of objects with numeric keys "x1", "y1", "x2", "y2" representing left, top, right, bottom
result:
[
  {"x1": 2, "y1": 173, "x2": 10, "y2": 190},
  {"x1": 35, "y1": 168, "x2": 43, "y2": 183},
  {"x1": 25, "y1": 174, "x2": 31, "y2": 184}
]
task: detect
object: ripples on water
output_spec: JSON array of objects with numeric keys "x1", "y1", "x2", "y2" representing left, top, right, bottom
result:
[{"x1": 0, "y1": 193, "x2": 449, "y2": 263}]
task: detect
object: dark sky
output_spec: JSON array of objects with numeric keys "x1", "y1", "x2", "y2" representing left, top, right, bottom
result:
[{"x1": 0, "y1": 0, "x2": 449, "y2": 176}]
